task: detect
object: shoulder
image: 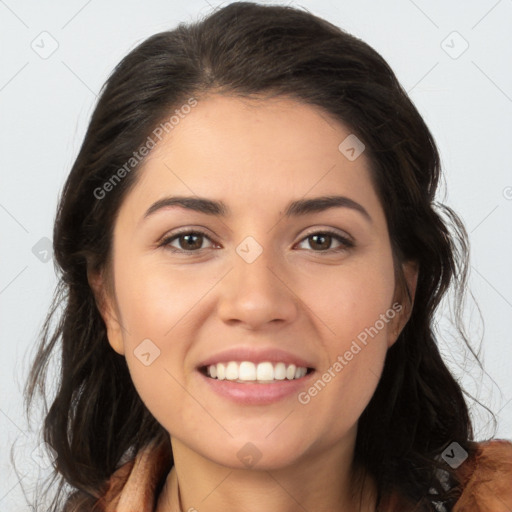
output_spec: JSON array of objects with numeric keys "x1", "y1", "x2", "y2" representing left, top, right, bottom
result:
[
  {"x1": 95, "y1": 437, "x2": 511, "y2": 511},
  {"x1": 94, "y1": 436, "x2": 172, "y2": 512},
  {"x1": 453, "y1": 438, "x2": 512, "y2": 512}
]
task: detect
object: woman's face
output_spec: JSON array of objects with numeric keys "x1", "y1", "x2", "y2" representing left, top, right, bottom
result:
[{"x1": 95, "y1": 94, "x2": 417, "y2": 470}]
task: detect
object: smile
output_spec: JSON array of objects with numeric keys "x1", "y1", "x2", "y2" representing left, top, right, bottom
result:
[
  {"x1": 197, "y1": 362, "x2": 316, "y2": 405},
  {"x1": 202, "y1": 361, "x2": 313, "y2": 383}
]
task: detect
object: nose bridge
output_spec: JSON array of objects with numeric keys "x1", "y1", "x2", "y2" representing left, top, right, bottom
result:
[
  {"x1": 217, "y1": 233, "x2": 298, "y2": 326},
  {"x1": 234, "y1": 236, "x2": 278, "y2": 291},
  {"x1": 233, "y1": 233, "x2": 281, "y2": 296}
]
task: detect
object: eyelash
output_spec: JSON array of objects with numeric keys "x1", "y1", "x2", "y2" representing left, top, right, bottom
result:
[{"x1": 158, "y1": 229, "x2": 354, "y2": 255}]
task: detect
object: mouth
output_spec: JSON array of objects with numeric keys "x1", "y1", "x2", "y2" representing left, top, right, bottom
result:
[
  {"x1": 194, "y1": 347, "x2": 317, "y2": 404},
  {"x1": 197, "y1": 362, "x2": 316, "y2": 405},
  {"x1": 198, "y1": 362, "x2": 315, "y2": 384}
]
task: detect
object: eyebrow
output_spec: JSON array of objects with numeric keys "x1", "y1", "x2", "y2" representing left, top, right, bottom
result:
[{"x1": 143, "y1": 195, "x2": 372, "y2": 223}]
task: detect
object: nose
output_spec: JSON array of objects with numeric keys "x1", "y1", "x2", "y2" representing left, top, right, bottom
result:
[{"x1": 216, "y1": 243, "x2": 299, "y2": 330}]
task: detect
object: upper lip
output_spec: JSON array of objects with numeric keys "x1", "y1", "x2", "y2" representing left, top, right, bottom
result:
[{"x1": 197, "y1": 347, "x2": 316, "y2": 369}]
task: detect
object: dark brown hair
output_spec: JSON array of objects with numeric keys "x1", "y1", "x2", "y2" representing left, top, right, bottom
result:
[{"x1": 23, "y1": 2, "x2": 494, "y2": 510}]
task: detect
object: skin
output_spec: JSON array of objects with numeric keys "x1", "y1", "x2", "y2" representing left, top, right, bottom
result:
[{"x1": 90, "y1": 95, "x2": 418, "y2": 512}]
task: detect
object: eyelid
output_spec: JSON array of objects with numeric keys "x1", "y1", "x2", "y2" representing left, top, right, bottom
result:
[
  {"x1": 157, "y1": 227, "x2": 218, "y2": 251},
  {"x1": 158, "y1": 225, "x2": 355, "y2": 254},
  {"x1": 299, "y1": 226, "x2": 354, "y2": 244}
]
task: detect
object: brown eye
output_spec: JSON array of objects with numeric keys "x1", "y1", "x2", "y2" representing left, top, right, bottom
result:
[
  {"x1": 160, "y1": 231, "x2": 214, "y2": 252},
  {"x1": 308, "y1": 233, "x2": 332, "y2": 251},
  {"x1": 297, "y1": 230, "x2": 354, "y2": 253},
  {"x1": 177, "y1": 233, "x2": 204, "y2": 250}
]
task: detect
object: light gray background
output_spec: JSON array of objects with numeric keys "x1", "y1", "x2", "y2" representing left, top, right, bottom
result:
[{"x1": 1, "y1": 0, "x2": 511, "y2": 509}]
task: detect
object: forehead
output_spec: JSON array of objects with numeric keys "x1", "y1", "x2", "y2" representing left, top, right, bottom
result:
[
  {"x1": 118, "y1": 94, "x2": 383, "y2": 225},
  {"x1": 150, "y1": 94, "x2": 358, "y2": 168}
]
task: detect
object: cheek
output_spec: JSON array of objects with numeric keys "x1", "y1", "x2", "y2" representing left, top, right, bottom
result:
[
  {"x1": 111, "y1": 258, "x2": 224, "y2": 427},
  {"x1": 299, "y1": 249, "x2": 396, "y2": 345},
  {"x1": 113, "y1": 256, "x2": 217, "y2": 343},
  {"x1": 295, "y1": 250, "x2": 396, "y2": 417}
]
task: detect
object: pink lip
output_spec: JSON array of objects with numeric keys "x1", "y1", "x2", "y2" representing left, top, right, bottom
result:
[
  {"x1": 196, "y1": 346, "x2": 315, "y2": 370},
  {"x1": 197, "y1": 368, "x2": 316, "y2": 405}
]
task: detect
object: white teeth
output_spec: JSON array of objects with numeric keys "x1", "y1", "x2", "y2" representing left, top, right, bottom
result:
[
  {"x1": 205, "y1": 361, "x2": 309, "y2": 382},
  {"x1": 225, "y1": 361, "x2": 238, "y2": 380},
  {"x1": 239, "y1": 361, "x2": 256, "y2": 380},
  {"x1": 256, "y1": 362, "x2": 274, "y2": 381},
  {"x1": 274, "y1": 362, "x2": 286, "y2": 380},
  {"x1": 287, "y1": 364, "x2": 297, "y2": 380}
]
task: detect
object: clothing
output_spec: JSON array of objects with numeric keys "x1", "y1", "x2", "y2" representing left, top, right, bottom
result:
[{"x1": 95, "y1": 438, "x2": 512, "y2": 511}]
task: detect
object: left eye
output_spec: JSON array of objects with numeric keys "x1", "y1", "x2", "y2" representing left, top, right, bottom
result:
[
  {"x1": 296, "y1": 231, "x2": 353, "y2": 252},
  {"x1": 159, "y1": 230, "x2": 353, "y2": 254}
]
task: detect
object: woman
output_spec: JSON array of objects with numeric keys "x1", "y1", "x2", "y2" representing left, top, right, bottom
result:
[{"x1": 24, "y1": 2, "x2": 512, "y2": 511}]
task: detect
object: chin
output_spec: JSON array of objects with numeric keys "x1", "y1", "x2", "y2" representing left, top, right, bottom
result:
[{"x1": 202, "y1": 436, "x2": 308, "y2": 471}]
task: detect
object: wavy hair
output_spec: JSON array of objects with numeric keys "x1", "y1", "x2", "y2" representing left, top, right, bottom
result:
[{"x1": 23, "y1": 2, "x2": 493, "y2": 510}]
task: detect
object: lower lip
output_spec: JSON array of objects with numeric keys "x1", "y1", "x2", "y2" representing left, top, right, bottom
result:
[{"x1": 197, "y1": 369, "x2": 316, "y2": 405}]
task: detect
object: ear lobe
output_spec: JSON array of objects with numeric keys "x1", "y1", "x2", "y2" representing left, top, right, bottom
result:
[
  {"x1": 87, "y1": 269, "x2": 125, "y2": 356},
  {"x1": 388, "y1": 260, "x2": 419, "y2": 348}
]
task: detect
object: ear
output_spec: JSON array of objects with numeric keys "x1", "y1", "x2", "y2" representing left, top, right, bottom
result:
[
  {"x1": 87, "y1": 269, "x2": 125, "y2": 355},
  {"x1": 387, "y1": 259, "x2": 419, "y2": 348}
]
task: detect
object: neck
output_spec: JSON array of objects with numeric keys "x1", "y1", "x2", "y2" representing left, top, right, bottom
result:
[{"x1": 156, "y1": 431, "x2": 377, "y2": 512}]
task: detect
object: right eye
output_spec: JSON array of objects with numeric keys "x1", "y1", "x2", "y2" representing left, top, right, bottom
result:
[{"x1": 159, "y1": 230, "x2": 217, "y2": 253}]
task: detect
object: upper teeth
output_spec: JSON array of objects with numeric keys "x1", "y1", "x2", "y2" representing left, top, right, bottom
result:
[{"x1": 207, "y1": 361, "x2": 308, "y2": 382}]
